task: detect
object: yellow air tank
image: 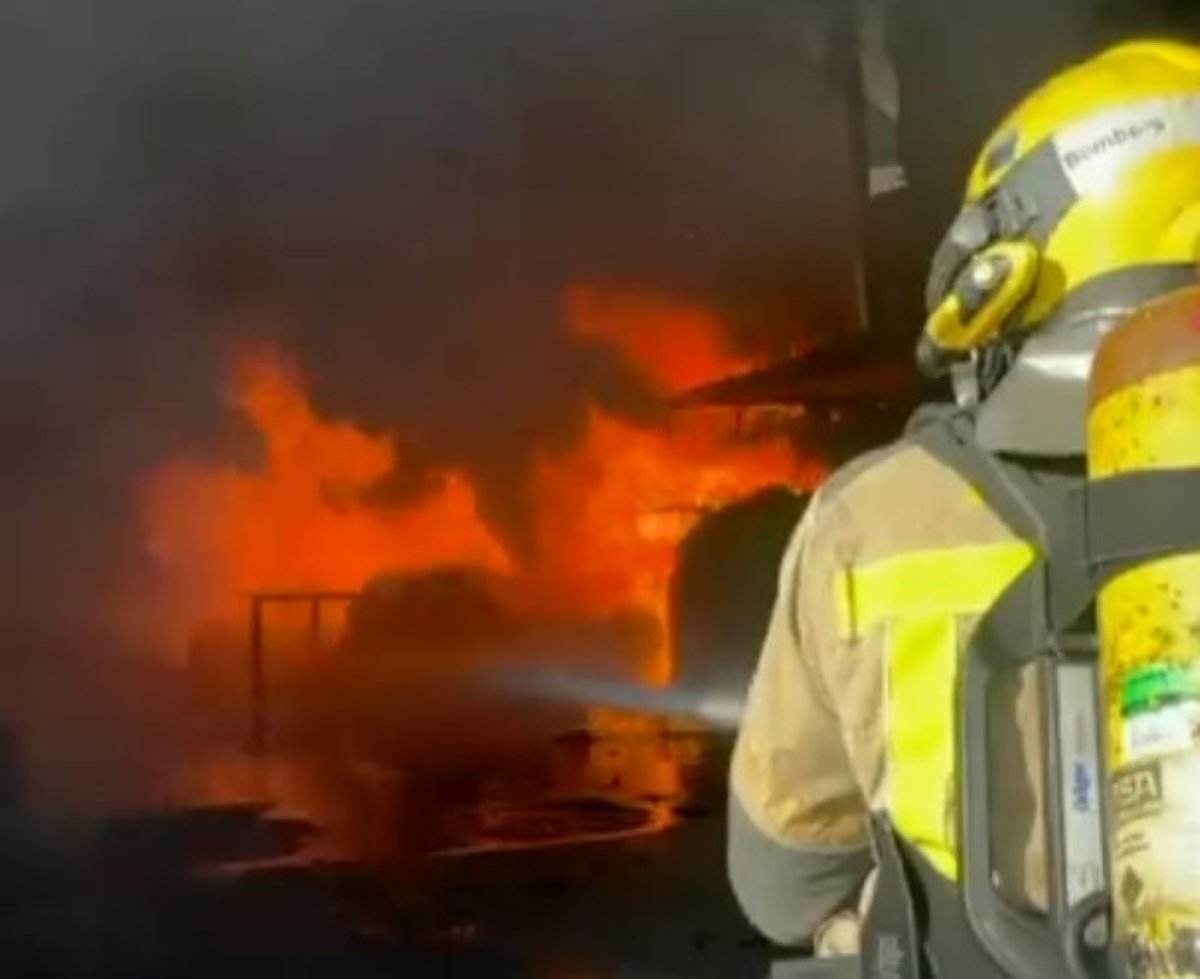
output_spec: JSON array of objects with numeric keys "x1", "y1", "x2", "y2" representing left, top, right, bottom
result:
[{"x1": 1089, "y1": 285, "x2": 1200, "y2": 977}]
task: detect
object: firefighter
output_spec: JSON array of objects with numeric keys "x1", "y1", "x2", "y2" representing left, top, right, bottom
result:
[{"x1": 728, "y1": 39, "x2": 1200, "y2": 964}]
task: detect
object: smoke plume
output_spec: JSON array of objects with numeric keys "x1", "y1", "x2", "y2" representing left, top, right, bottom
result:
[{"x1": 0, "y1": 0, "x2": 866, "y2": 808}]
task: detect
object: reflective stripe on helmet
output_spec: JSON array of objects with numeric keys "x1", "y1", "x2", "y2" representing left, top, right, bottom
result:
[{"x1": 835, "y1": 541, "x2": 1035, "y2": 879}]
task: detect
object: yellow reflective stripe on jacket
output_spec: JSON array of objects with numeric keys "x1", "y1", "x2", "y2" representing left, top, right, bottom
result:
[
  {"x1": 834, "y1": 543, "x2": 1035, "y2": 639},
  {"x1": 834, "y1": 541, "x2": 1035, "y2": 880},
  {"x1": 889, "y1": 614, "x2": 958, "y2": 877}
]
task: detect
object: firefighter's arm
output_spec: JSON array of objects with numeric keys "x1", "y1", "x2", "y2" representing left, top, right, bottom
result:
[{"x1": 727, "y1": 496, "x2": 873, "y2": 948}]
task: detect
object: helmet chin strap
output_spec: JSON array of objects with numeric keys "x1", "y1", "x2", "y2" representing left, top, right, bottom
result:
[
  {"x1": 951, "y1": 342, "x2": 1017, "y2": 410},
  {"x1": 950, "y1": 355, "x2": 981, "y2": 409}
]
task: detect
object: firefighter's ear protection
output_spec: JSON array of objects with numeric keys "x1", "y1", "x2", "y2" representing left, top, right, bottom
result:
[{"x1": 917, "y1": 203, "x2": 1041, "y2": 380}]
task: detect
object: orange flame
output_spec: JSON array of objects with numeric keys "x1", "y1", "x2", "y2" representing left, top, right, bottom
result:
[
  {"x1": 140, "y1": 346, "x2": 510, "y2": 656},
  {"x1": 529, "y1": 406, "x2": 819, "y2": 684},
  {"x1": 134, "y1": 288, "x2": 824, "y2": 686},
  {"x1": 550, "y1": 286, "x2": 822, "y2": 682},
  {"x1": 564, "y1": 285, "x2": 758, "y2": 395}
]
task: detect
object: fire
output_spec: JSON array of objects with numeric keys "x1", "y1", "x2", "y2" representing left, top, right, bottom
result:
[
  {"x1": 140, "y1": 346, "x2": 511, "y2": 656},
  {"x1": 135, "y1": 288, "x2": 824, "y2": 688},
  {"x1": 529, "y1": 406, "x2": 818, "y2": 683},
  {"x1": 549, "y1": 286, "x2": 822, "y2": 682},
  {"x1": 564, "y1": 285, "x2": 758, "y2": 395}
]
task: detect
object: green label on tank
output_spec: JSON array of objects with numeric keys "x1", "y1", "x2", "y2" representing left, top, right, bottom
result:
[{"x1": 1121, "y1": 663, "x2": 1200, "y2": 718}]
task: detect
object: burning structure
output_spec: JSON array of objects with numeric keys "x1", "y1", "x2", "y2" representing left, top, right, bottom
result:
[
  {"x1": 7, "y1": 0, "x2": 1200, "y2": 976},
  {"x1": 146, "y1": 290, "x2": 825, "y2": 754},
  {"x1": 5, "y1": 0, "x2": 897, "y2": 829}
]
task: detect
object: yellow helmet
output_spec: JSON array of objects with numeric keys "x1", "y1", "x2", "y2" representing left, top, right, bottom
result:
[{"x1": 919, "y1": 40, "x2": 1200, "y2": 454}]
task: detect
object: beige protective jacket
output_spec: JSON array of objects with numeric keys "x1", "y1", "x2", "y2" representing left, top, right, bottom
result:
[{"x1": 727, "y1": 435, "x2": 1046, "y2": 949}]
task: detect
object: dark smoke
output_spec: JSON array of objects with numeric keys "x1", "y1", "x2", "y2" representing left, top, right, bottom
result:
[
  {"x1": 0, "y1": 0, "x2": 862, "y2": 809},
  {"x1": 201, "y1": 0, "x2": 865, "y2": 555},
  {"x1": 8, "y1": 0, "x2": 1196, "y2": 810}
]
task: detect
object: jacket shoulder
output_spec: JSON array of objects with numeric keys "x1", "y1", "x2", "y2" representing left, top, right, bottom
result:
[{"x1": 805, "y1": 432, "x2": 1016, "y2": 564}]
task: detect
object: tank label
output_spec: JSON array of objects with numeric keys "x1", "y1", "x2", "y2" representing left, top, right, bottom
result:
[
  {"x1": 1121, "y1": 664, "x2": 1200, "y2": 762},
  {"x1": 1114, "y1": 761, "x2": 1164, "y2": 825},
  {"x1": 1113, "y1": 754, "x2": 1200, "y2": 977},
  {"x1": 1126, "y1": 704, "x2": 1200, "y2": 761}
]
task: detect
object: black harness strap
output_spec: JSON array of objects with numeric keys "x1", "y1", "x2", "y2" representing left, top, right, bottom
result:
[
  {"x1": 1082, "y1": 469, "x2": 1200, "y2": 578},
  {"x1": 910, "y1": 410, "x2": 1091, "y2": 979},
  {"x1": 906, "y1": 406, "x2": 1058, "y2": 554},
  {"x1": 861, "y1": 814, "x2": 924, "y2": 979},
  {"x1": 910, "y1": 412, "x2": 1200, "y2": 638},
  {"x1": 1036, "y1": 468, "x2": 1200, "y2": 642},
  {"x1": 900, "y1": 831, "x2": 1009, "y2": 979},
  {"x1": 861, "y1": 407, "x2": 1200, "y2": 979},
  {"x1": 852, "y1": 409, "x2": 1070, "y2": 978}
]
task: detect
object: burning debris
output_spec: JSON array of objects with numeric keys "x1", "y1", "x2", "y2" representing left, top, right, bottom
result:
[
  {"x1": 137, "y1": 346, "x2": 512, "y2": 660},
  {"x1": 0, "y1": 0, "x2": 873, "y2": 833},
  {"x1": 135, "y1": 288, "x2": 822, "y2": 714},
  {"x1": 0, "y1": 4, "x2": 874, "y2": 973},
  {"x1": 99, "y1": 286, "x2": 827, "y2": 889}
]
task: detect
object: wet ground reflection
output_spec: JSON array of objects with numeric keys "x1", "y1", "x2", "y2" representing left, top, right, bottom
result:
[
  {"x1": 157, "y1": 724, "x2": 707, "y2": 865},
  {"x1": 2, "y1": 727, "x2": 772, "y2": 978}
]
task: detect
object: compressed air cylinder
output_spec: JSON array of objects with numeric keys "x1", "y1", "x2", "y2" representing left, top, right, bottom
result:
[{"x1": 1089, "y1": 286, "x2": 1200, "y2": 978}]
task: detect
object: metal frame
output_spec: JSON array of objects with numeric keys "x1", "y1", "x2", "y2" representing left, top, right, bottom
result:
[{"x1": 247, "y1": 591, "x2": 358, "y2": 754}]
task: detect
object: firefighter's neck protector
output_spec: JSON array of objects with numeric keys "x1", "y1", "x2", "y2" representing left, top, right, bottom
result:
[{"x1": 918, "y1": 41, "x2": 1200, "y2": 456}]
